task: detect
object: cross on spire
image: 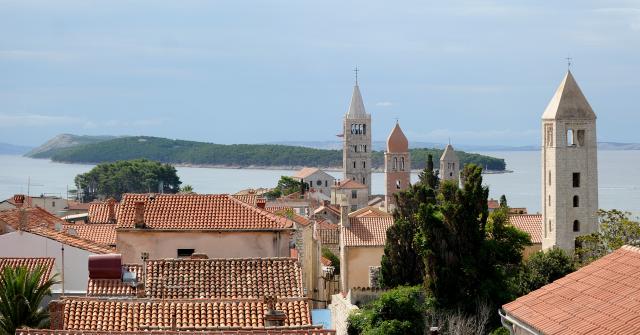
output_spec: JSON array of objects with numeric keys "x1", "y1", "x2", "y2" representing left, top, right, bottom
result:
[
  {"x1": 353, "y1": 66, "x2": 359, "y2": 85},
  {"x1": 566, "y1": 56, "x2": 572, "y2": 70}
]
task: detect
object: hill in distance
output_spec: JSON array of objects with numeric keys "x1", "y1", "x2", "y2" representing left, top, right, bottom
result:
[
  {"x1": 26, "y1": 134, "x2": 121, "y2": 158},
  {"x1": 36, "y1": 135, "x2": 508, "y2": 171}
]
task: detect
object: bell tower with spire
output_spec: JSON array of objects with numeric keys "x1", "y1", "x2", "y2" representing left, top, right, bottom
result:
[
  {"x1": 541, "y1": 70, "x2": 598, "y2": 252},
  {"x1": 343, "y1": 69, "x2": 372, "y2": 194},
  {"x1": 440, "y1": 143, "x2": 460, "y2": 185},
  {"x1": 384, "y1": 122, "x2": 410, "y2": 212}
]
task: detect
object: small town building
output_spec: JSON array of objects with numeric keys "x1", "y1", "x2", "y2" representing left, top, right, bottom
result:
[
  {"x1": 331, "y1": 180, "x2": 368, "y2": 212},
  {"x1": 508, "y1": 214, "x2": 542, "y2": 258},
  {"x1": 293, "y1": 167, "x2": 336, "y2": 198},
  {"x1": 314, "y1": 204, "x2": 341, "y2": 224},
  {"x1": 501, "y1": 245, "x2": 640, "y2": 334},
  {"x1": 0, "y1": 194, "x2": 68, "y2": 216}
]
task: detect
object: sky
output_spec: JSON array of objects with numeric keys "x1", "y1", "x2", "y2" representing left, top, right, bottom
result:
[{"x1": 1, "y1": 0, "x2": 639, "y2": 147}]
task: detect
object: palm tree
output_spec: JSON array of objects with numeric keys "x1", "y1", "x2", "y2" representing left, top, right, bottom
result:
[
  {"x1": 179, "y1": 184, "x2": 194, "y2": 193},
  {"x1": 0, "y1": 266, "x2": 59, "y2": 335}
]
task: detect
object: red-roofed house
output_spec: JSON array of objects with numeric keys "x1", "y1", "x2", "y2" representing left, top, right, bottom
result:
[
  {"x1": 292, "y1": 167, "x2": 336, "y2": 198},
  {"x1": 115, "y1": 193, "x2": 295, "y2": 263},
  {"x1": 509, "y1": 214, "x2": 543, "y2": 258},
  {"x1": 501, "y1": 245, "x2": 640, "y2": 335},
  {"x1": 331, "y1": 180, "x2": 368, "y2": 212}
]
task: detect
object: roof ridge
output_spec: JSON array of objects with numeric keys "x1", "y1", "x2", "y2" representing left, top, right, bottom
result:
[
  {"x1": 227, "y1": 195, "x2": 294, "y2": 229},
  {"x1": 62, "y1": 296, "x2": 310, "y2": 303},
  {"x1": 148, "y1": 257, "x2": 298, "y2": 262},
  {"x1": 621, "y1": 245, "x2": 640, "y2": 253},
  {"x1": 28, "y1": 226, "x2": 115, "y2": 254}
]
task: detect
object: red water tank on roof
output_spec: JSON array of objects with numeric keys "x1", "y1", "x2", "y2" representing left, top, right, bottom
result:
[{"x1": 88, "y1": 254, "x2": 122, "y2": 279}]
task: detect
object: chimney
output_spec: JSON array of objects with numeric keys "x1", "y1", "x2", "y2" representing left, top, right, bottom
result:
[
  {"x1": 48, "y1": 300, "x2": 65, "y2": 330},
  {"x1": 13, "y1": 194, "x2": 25, "y2": 208},
  {"x1": 257, "y1": 197, "x2": 267, "y2": 209},
  {"x1": 339, "y1": 194, "x2": 350, "y2": 228},
  {"x1": 107, "y1": 198, "x2": 116, "y2": 224},
  {"x1": 263, "y1": 296, "x2": 286, "y2": 327},
  {"x1": 134, "y1": 201, "x2": 145, "y2": 228}
]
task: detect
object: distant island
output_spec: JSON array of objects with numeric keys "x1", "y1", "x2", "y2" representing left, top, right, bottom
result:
[{"x1": 26, "y1": 134, "x2": 508, "y2": 172}]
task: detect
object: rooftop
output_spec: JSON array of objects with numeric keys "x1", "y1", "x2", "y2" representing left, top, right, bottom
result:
[
  {"x1": 508, "y1": 214, "x2": 542, "y2": 244},
  {"x1": 332, "y1": 180, "x2": 367, "y2": 190},
  {"x1": 0, "y1": 257, "x2": 55, "y2": 285},
  {"x1": 0, "y1": 206, "x2": 63, "y2": 230},
  {"x1": 348, "y1": 206, "x2": 391, "y2": 218},
  {"x1": 87, "y1": 264, "x2": 142, "y2": 297},
  {"x1": 27, "y1": 226, "x2": 115, "y2": 254},
  {"x1": 64, "y1": 223, "x2": 117, "y2": 246},
  {"x1": 386, "y1": 122, "x2": 409, "y2": 153},
  {"x1": 542, "y1": 70, "x2": 596, "y2": 120},
  {"x1": 342, "y1": 217, "x2": 393, "y2": 247},
  {"x1": 17, "y1": 329, "x2": 335, "y2": 335},
  {"x1": 87, "y1": 200, "x2": 118, "y2": 224},
  {"x1": 503, "y1": 245, "x2": 640, "y2": 334},
  {"x1": 293, "y1": 167, "x2": 321, "y2": 179},
  {"x1": 116, "y1": 194, "x2": 294, "y2": 231}
]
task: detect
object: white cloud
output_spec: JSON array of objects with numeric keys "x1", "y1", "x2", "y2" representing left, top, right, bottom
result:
[
  {"x1": 376, "y1": 102, "x2": 393, "y2": 107},
  {"x1": 0, "y1": 113, "x2": 82, "y2": 127}
]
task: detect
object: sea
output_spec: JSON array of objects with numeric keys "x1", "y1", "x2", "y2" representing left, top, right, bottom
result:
[{"x1": 0, "y1": 151, "x2": 638, "y2": 218}]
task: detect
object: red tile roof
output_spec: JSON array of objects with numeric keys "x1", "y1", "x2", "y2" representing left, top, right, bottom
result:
[
  {"x1": 316, "y1": 222, "x2": 339, "y2": 245},
  {"x1": 503, "y1": 245, "x2": 640, "y2": 335},
  {"x1": 0, "y1": 206, "x2": 63, "y2": 230},
  {"x1": 487, "y1": 199, "x2": 500, "y2": 209},
  {"x1": 144, "y1": 258, "x2": 303, "y2": 299},
  {"x1": 320, "y1": 256, "x2": 332, "y2": 266},
  {"x1": 342, "y1": 217, "x2": 393, "y2": 247},
  {"x1": 232, "y1": 194, "x2": 259, "y2": 206},
  {"x1": 17, "y1": 329, "x2": 335, "y2": 335},
  {"x1": 116, "y1": 194, "x2": 294, "y2": 231},
  {"x1": 28, "y1": 226, "x2": 115, "y2": 254},
  {"x1": 508, "y1": 214, "x2": 542, "y2": 244},
  {"x1": 87, "y1": 201, "x2": 118, "y2": 224},
  {"x1": 293, "y1": 167, "x2": 321, "y2": 179},
  {"x1": 348, "y1": 206, "x2": 391, "y2": 218},
  {"x1": 66, "y1": 201, "x2": 91, "y2": 211},
  {"x1": 87, "y1": 264, "x2": 142, "y2": 297},
  {"x1": 64, "y1": 223, "x2": 117, "y2": 246},
  {"x1": 313, "y1": 205, "x2": 340, "y2": 217},
  {"x1": 58, "y1": 297, "x2": 312, "y2": 331},
  {"x1": 333, "y1": 180, "x2": 366, "y2": 190},
  {"x1": 0, "y1": 257, "x2": 55, "y2": 285}
]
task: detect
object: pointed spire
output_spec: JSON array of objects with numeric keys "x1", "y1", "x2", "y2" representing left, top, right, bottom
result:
[
  {"x1": 440, "y1": 143, "x2": 458, "y2": 162},
  {"x1": 347, "y1": 84, "x2": 367, "y2": 117},
  {"x1": 542, "y1": 71, "x2": 596, "y2": 120},
  {"x1": 386, "y1": 122, "x2": 408, "y2": 152}
]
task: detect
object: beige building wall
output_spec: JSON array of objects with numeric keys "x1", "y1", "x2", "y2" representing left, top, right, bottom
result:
[
  {"x1": 343, "y1": 246, "x2": 384, "y2": 289},
  {"x1": 116, "y1": 230, "x2": 289, "y2": 264},
  {"x1": 331, "y1": 188, "x2": 368, "y2": 212}
]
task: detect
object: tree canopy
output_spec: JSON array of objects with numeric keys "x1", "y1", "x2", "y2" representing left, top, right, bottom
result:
[
  {"x1": 264, "y1": 176, "x2": 304, "y2": 199},
  {"x1": 575, "y1": 209, "x2": 640, "y2": 265},
  {"x1": 74, "y1": 159, "x2": 181, "y2": 201}
]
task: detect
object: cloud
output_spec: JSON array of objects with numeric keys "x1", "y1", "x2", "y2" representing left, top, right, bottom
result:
[
  {"x1": 376, "y1": 102, "x2": 393, "y2": 107},
  {"x1": 0, "y1": 113, "x2": 83, "y2": 127}
]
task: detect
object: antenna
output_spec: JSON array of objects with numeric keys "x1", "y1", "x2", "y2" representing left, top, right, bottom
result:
[
  {"x1": 566, "y1": 56, "x2": 572, "y2": 70},
  {"x1": 353, "y1": 66, "x2": 359, "y2": 85}
]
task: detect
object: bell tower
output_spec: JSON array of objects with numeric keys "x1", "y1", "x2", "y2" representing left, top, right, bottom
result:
[
  {"x1": 541, "y1": 70, "x2": 598, "y2": 252},
  {"x1": 439, "y1": 144, "x2": 460, "y2": 185},
  {"x1": 384, "y1": 122, "x2": 411, "y2": 212},
  {"x1": 343, "y1": 73, "x2": 372, "y2": 194}
]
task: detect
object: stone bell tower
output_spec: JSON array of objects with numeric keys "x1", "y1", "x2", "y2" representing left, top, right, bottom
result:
[
  {"x1": 384, "y1": 122, "x2": 411, "y2": 212},
  {"x1": 541, "y1": 70, "x2": 598, "y2": 252},
  {"x1": 343, "y1": 75, "x2": 372, "y2": 194},
  {"x1": 439, "y1": 143, "x2": 460, "y2": 185}
]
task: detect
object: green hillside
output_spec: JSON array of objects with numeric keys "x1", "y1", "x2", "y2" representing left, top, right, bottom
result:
[{"x1": 48, "y1": 136, "x2": 507, "y2": 171}]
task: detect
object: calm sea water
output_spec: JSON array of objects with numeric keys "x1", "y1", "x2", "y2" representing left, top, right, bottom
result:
[{"x1": 0, "y1": 152, "x2": 638, "y2": 217}]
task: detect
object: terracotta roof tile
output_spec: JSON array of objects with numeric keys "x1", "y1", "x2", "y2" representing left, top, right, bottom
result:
[
  {"x1": 316, "y1": 222, "x2": 338, "y2": 245},
  {"x1": 232, "y1": 194, "x2": 258, "y2": 206},
  {"x1": 342, "y1": 217, "x2": 393, "y2": 247},
  {"x1": 293, "y1": 167, "x2": 322, "y2": 179},
  {"x1": 66, "y1": 201, "x2": 91, "y2": 211},
  {"x1": 17, "y1": 329, "x2": 335, "y2": 335},
  {"x1": 503, "y1": 245, "x2": 640, "y2": 335},
  {"x1": 320, "y1": 256, "x2": 332, "y2": 266},
  {"x1": 28, "y1": 226, "x2": 115, "y2": 254},
  {"x1": 332, "y1": 180, "x2": 366, "y2": 190},
  {"x1": 63, "y1": 223, "x2": 117, "y2": 246},
  {"x1": 0, "y1": 206, "x2": 63, "y2": 230},
  {"x1": 508, "y1": 214, "x2": 542, "y2": 244},
  {"x1": 144, "y1": 258, "x2": 303, "y2": 299},
  {"x1": 59, "y1": 297, "x2": 312, "y2": 331},
  {"x1": 313, "y1": 205, "x2": 340, "y2": 216},
  {"x1": 348, "y1": 206, "x2": 391, "y2": 218},
  {"x1": 0, "y1": 257, "x2": 54, "y2": 285},
  {"x1": 87, "y1": 200, "x2": 118, "y2": 224},
  {"x1": 116, "y1": 194, "x2": 293, "y2": 231},
  {"x1": 87, "y1": 264, "x2": 142, "y2": 297}
]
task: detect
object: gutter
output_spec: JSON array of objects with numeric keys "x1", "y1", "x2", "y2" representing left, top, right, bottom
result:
[{"x1": 499, "y1": 309, "x2": 541, "y2": 335}]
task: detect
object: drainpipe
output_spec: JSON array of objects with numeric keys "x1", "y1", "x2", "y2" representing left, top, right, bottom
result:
[
  {"x1": 61, "y1": 243, "x2": 65, "y2": 296},
  {"x1": 499, "y1": 309, "x2": 540, "y2": 335}
]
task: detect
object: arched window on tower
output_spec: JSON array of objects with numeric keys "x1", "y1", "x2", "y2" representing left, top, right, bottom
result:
[
  {"x1": 400, "y1": 157, "x2": 405, "y2": 171},
  {"x1": 549, "y1": 170, "x2": 551, "y2": 185},
  {"x1": 573, "y1": 195, "x2": 579, "y2": 207},
  {"x1": 363, "y1": 124, "x2": 366, "y2": 135},
  {"x1": 396, "y1": 180, "x2": 401, "y2": 189},
  {"x1": 362, "y1": 177, "x2": 366, "y2": 184},
  {"x1": 567, "y1": 129, "x2": 575, "y2": 146},
  {"x1": 573, "y1": 220, "x2": 580, "y2": 232},
  {"x1": 393, "y1": 157, "x2": 398, "y2": 170}
]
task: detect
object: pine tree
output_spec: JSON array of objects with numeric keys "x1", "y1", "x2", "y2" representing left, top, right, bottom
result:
[{"x1": 499, "y1": 194, "x2": 508, "y2": 208}]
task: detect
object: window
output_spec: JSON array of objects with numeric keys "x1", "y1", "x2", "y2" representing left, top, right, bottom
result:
[
  {"x1": 354, "y1": 145, "x2": 358, "y2": 152},
  {"x1": 362, "y1": 161, "x2": 366, "y2": 169},
  {"x1": 573, "y1": 220, "x2": 580, "y2": 232},
  {"x1": 351, "y1": 190, "x2": 357, "y2": 199},
  {"x1": 363, "y1": 124, "x2": 366, "y2": 135},
  {"x1": 549, "y1": 171, "x2": 551, "y2": 185},
  {"x1": 325, "y1": 180, "x2": 328, "y2": 187},
  {"x1": 177, "y1": 249, "x2": 195, "y2": 258},
  {"x1": 576, "y1": 130, "x2": 585, "y2": 146},
  {"x1": 353, "y1": 161, "x2": 356, "y2": 169},
  {"x1": 449, "y1": 172, "x2": 453, "y2": 177},
  {"x1": 316, "y1": 180, "x2": 322, "y2": 186},
  {"x1": 52, "y1": 201, "x2": 55, "y2": 207},
  {"x1": 567, "y1": 129, "x2": 575, "y2": 146},
  {"x1": 549, "y1": 219, "x2": 552, "y2": 232},
  {"x1": 545, "y1": 124, "x2": 553, "y2": 147},
  {"x1": 396, "y1": 180, "x2": 401, "y2": 189},
  {"x1": 393, "y1": 157, "x2": 398, "y2": 170},
  {"x1": 573, "y1": 173, "x2": 580, "y2": 187},
  {"x1": 351, "y1": 205, "x2": 357, "y2": 212},
  {"x1": 364, "y1": 145, "x2": 367, "y2": 152},
  {"x1": 362, "y1": 177, "x2": 366, "y2": 184},
  {"x1": 400, "y1": 157, "x2": 405, "y2": 171},
  {"x1": 548, "y1": 195, "x2": 551, "y2": 206},
  {"x1": 573, "y1": 195, "x2": 579, "y2": 207}
]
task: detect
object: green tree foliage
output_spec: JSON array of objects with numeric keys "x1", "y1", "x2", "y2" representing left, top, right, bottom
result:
[
  {"x1": 179, "y1": 185, "x2": 194, "y2": 193},
  {"x1": 347, "y1": 286, "x2": 425, "y2": 335},
  {"x1": 417, "y1": 165, "x2": 530, "y2": 315},
  {"x1": 321, "y1": 247, "x2": 340, "y2": 275},
  {"x1": 47, "y1": 136, "x2": 506, "y2": 171},
  {"x1": 264, "y1": 176, "x2": 303, "y2": 199},
  {"x1": 74, "y1": 159, "x2": 181, "y2": 201},
  {"x1": 517, "y1": 248, "x2": 574, "y2": 296},
  {"x1": 0, "y1": 266, "x2": 59, "y2": 335},
  {"x1": 575, "y1": 209, "x2": 640, "y2": 265},
  {"x1": 499, "y1": 194, "x2": 508, "y2": 208},
  {"x1": 380, "y1": 155, "x2": 438, "y2": 288}
]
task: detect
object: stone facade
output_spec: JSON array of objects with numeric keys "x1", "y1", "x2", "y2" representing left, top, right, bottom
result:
[
  {"x1": 541, "y1": 71, "x2": 598, "y2": 252},
  {"x1": 343, "y1": 84, "x2": 372, "y2": 195},
  {"x1": 384, "y1": 123, "x2": 411, "y2": 212},
  {"x1": 440, "y1": 144, "x2": 460, "y2": 185}
]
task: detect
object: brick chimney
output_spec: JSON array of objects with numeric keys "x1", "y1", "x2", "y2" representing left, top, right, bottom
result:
[
  {"x1": 13, "y1": 194, "x2": 25, "y2": 208},
  {"x1": 256, "y1": 197, "x2": 266, "y2": 209},
  {"x1": 133, "y1": 201, "x2": 145, "y2": 228},
  {"x1": 107, "y1": 198, "x2": 116, "y2": 224},
  {"x1": 48, "y1": 300, "x2": 65, "y2": 330},
  {"x1": 263, "y1": 296, "x2": 286, "y2": 327}
]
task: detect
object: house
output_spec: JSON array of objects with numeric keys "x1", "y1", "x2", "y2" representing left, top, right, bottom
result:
[
  {"x1": 0, "y1": 207, "x2": 115, "y2": 295},
  {"x1": 49, "y1": 255, "x2": 325, "y2": 332},
  {"x1": 330, "y1": 180, "x2": 368, "y2": 212},
  {"x1": 293, "y1": 167, "x2": 336, "y2": 198},
  {"x1": 508, "y1": 214, "x2": 542, "y2": 258},
  {"x1": 339, "y1": 212, "x2": 393, "y2": 290},
  {"x1": 0, "y1": 194, "x2": 68, "y2": 216},
  {"x1": 115, "y1": 193, "x2": 295, "y2": 264},
  {"x1": 501, "y1": 245, "x2": 640, "y2": 335},
  {"x1": 314, "y1": 204, "x2": 341, "y2": 224},
  {"x1": 63, "y1": 201, "x2": 91, "y2": 216}
]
